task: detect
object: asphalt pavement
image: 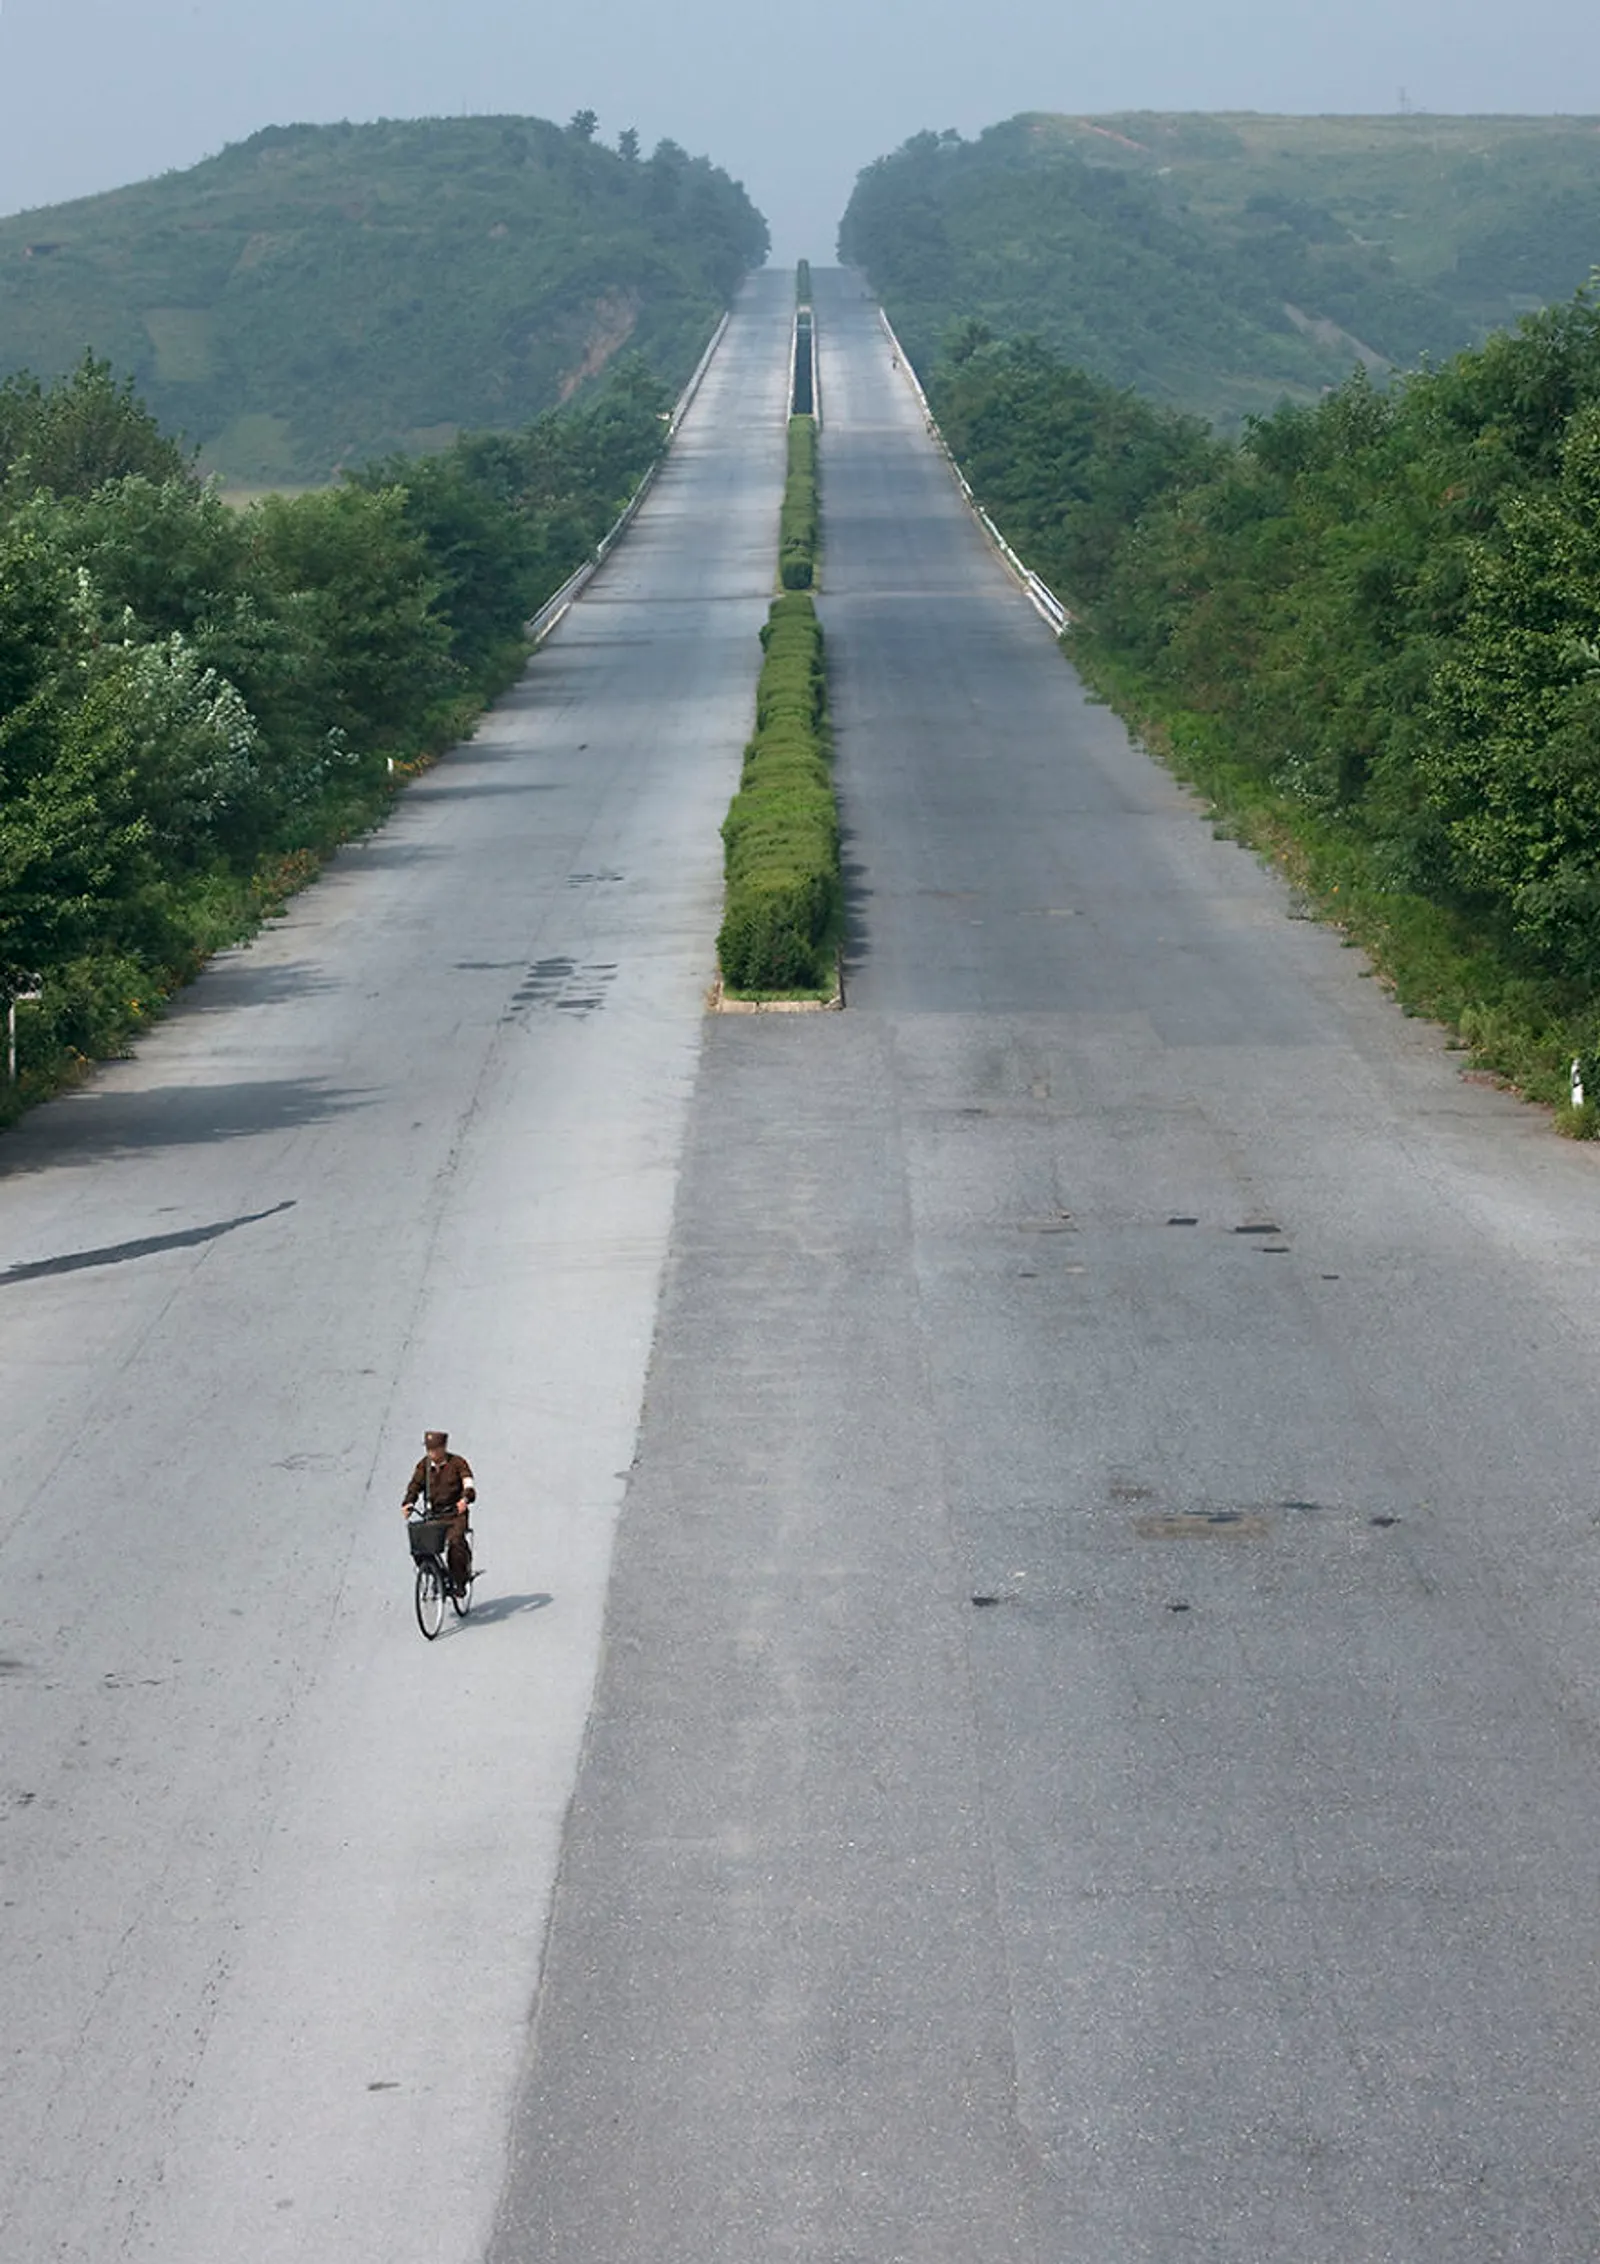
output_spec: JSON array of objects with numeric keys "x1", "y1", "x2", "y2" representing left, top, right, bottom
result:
[
  {"x1": 0, "y1": 271, "x2": 791, "y2": 2264},
  {"x1": 488, "y1": 271, "x2": 1600, "y2": 2261}
]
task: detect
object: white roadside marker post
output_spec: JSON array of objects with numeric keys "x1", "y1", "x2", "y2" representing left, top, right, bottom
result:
[{"x1": 7, "y1": 974, "x2": 42, "y2": 1085}]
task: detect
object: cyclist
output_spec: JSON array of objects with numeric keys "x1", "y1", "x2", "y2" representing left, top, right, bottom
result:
[{"x1": 402, "y1": 1430, "x2": 475, "y2": 1595}]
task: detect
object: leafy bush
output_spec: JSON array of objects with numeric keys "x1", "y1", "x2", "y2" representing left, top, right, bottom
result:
[
  {"x1": 778, "y1": 416, "x2": 819, "y2": 590},
  {"x1": 0, "y1": 357, "x2": 190, "y2": 495},
  {"x1": 718, "y1": 594, "x2": 840, "y2": 994}
]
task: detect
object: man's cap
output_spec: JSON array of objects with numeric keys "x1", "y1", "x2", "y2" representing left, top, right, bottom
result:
[{"x1": 424, "y1": 1429, "x2": 448, "y2": 1447}]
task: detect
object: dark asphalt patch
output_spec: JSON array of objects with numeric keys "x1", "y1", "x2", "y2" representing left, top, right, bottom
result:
[{"x1": 1134, "y1": 1509, "x2": 1274, "y2": 1538}]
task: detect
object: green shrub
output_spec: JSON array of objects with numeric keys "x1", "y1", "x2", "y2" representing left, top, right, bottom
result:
[
  {"x1": 778, "y1": 415, "x2": 819, "y2": 590},
  {"x1": 718, "y1": 591, "x2": 840, "y2": 995}
]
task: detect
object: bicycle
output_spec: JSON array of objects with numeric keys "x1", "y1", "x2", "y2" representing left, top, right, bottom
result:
[{"x1": 406, "y1": 1511, "x2": 474, "y2": 1639}]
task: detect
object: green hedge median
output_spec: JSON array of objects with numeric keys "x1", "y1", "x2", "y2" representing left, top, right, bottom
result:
[
  {"x1": 717, "y1": 592, "x2": 840, "y2": 995},
  {"x1": 779, "y1": 414, "x2": 818, "y2": 590}
]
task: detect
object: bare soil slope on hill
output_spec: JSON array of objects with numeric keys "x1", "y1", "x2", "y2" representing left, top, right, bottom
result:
[{"x1": 0, "y1": 115, "x2": 768, "y2": 482}]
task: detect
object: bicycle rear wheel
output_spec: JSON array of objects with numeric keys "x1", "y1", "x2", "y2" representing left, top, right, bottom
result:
[
  {"x1": 415, "y1": 1557, "x2": 446, "y2": 1639},
  {"x1": 450, "y1": 1552, "x2": 473, "y2": 1617}
]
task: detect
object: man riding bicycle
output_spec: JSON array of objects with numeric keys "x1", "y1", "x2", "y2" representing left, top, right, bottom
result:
[{"x1": 402, "y1": 1430, "x2": 475, "y2": 1594}]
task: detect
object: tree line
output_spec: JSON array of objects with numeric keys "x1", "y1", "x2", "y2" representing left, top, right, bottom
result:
[
  {"x1": 842, "y1": 114, "x2": 1600, "y2": 435},
  {"x1": 0, "y1": 352, "x2": 671, "y2": 1107},
  {"x1": 928, "y1": 292, "x2": 1600, "y2": 1116}
]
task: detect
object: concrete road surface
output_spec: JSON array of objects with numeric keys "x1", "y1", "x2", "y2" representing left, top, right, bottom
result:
[
  {"x1": 488, "y1": 273, "x2": 1600, "y2": 2260},
  {"x1": 0, "y1": 272, "x2": 791, "y2": 2263}
]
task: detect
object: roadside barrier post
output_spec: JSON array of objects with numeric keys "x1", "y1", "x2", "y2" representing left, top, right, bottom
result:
[{"x1": 7, "y1": 975, "x2": 43, "y2": 1084}]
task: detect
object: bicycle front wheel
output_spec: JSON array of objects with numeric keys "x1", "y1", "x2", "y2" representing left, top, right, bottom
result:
[{"x1": 415, "y1": 1557, "x2": 446, "y2": 1639}]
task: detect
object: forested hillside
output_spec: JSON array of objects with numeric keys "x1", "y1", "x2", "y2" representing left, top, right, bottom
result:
[
  {"x1": 0, "y1": 116, "x2": 767, "y2": 483},
  {"x1": 842, "y1": 113, "x2": 1600, "y2": 427},
  {"x1": 922, "y1": 292, "x2": 1600, "y2": 1117},
  {"x1": 0, "y1": 353, "x2": 670, "y2": 1106}
]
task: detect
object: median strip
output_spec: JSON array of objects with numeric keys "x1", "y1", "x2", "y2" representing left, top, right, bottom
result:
[
  {"x1": 714, "y1": 283, "x2": 842, "y2": 1008},
  {"x1": 778, "y1": 414, "x2": 819, "y2": 591}
]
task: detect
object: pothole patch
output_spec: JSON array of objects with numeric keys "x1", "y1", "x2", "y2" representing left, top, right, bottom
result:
[{"x1": 1134, "y1": 1509, "x2": 1274, "y2": 1539}]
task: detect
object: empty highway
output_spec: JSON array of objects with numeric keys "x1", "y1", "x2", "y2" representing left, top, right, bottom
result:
[
  {"x1": 0, "y1": 271, "x2": 791, "y2": 2264},
  {"x1": 490, "y1": 272, "x2": 1600, "y2": 2262},
  {"x1": 8, "y1": 264, "x2": 1600, "y2": 2264}
]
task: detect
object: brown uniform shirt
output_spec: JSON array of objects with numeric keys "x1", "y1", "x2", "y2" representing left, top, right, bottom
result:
[{"x1": 404, "y1": 1452, "x2": 475, "y2": 1512}]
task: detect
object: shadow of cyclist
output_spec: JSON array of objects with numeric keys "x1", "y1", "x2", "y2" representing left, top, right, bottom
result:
[{"x1": 465, "y1": 1591, "x2": 554, "y2": 1626}]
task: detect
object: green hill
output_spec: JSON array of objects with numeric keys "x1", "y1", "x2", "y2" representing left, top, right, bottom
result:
[
  {"x1": 0, "y1": 115, "x2": 768, "y2": 483},
  {"x1": 839, "y1": 113, "x2": 1600, "y2": 426}
]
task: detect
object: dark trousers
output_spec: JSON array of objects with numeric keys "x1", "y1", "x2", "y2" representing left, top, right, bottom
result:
[
  {"x1": 436, "y1": 1507, "x2": 472, "y2": 1589},
  {"x1": 411, "y1": 1501, "x2": 471, "y2": 1586}
]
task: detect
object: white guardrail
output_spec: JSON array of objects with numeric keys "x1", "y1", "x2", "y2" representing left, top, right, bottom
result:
[
  {"x1": 526, "y1": 310, "x2": 732, "y2": 648},
  {"x1": 876, "y1": 306, "x2": 1070, "y2": 636}
]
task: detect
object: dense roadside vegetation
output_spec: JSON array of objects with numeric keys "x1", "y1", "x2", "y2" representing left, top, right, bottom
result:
[
  {"x1": 0, "y1": 115, "x2": 768, "y2": 484},
  {"x1": 718, "y1": 376, "x2": 840, "y2": 998},
  {"x1": 0, "y1": 353, "x2": 672, "y2": 1112},
  {"x1": 919, "y1": 295, "x2": 1600, "y2": 1120},
  {"x1": 842, "y1": 113, "x2": 1600, "y2": 429}
]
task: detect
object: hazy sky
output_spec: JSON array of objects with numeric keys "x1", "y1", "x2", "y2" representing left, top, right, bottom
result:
[{"x1": 1, "y1": 0, "x2": 1597, "y2": 258}]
